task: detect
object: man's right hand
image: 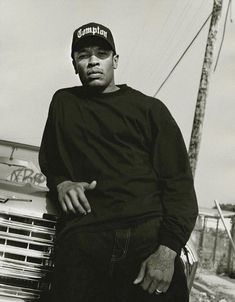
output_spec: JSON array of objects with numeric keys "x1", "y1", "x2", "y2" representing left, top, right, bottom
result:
[{"x1": 57, "y1": 180, "x2": 97, "y2": 214}]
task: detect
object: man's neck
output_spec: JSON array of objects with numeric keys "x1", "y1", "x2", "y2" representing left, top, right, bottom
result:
[
  {"x1": 103, "y1": 85, "x2": 120, "y2": 93},
  {"x1": 84, "y1": 85, "x2": 120, "y2": 95}
]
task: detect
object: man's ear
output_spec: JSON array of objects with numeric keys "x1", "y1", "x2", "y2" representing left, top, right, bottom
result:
[
  {"x1": 113, "y1": 54, "x2": 119, "y2": 69},
  {"x1": 72, "y1": 59, "x2": 78, "y2": 74}
]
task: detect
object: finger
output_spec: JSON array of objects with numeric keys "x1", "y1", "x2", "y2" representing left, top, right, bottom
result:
[
  {"x1": 161, "y1": 279, "x2": 171, "y2": 293},
  {"x1": 153, "y1": 278, "x2": 169, "y2": 294},
  {"x1": 141, "y1": 267, "x2": 163, "y2": 292},
  {"x1": 78, "y1": 182, "x2": 89, "y2": 189},
  {"x1": 133, "y1": 262, "x2": 146, "y2": 284},
  {"x1": 58, "y1": 192, "x2": 67, "y2": 212},
  {"x1": 148, "y1": 280, "x2": 158, "y2": 294},
  {"x1": 58, "y1": 190, "x2": 65, "y2": 204},
  {"x1": 160, "y1": 269, "x2": 174, "y2": 292},
  {"x1": 75, "y1": 189, "x2": 91, "y2": 213},
  {"x1": 68, "y1": 190, "x2": 87, "y2": 214},
  {"x1": 59, "y1": 198, "x2": 68, "y2": 213},
  {"x1": 140, "y1": 274, "x2": 152, "y2": 291},
  {"x1": 83, "y1": 180, "x2": 97, "y2": 190},
  {"x1": 64, "y1": 195, "x2": 76, "y2": 214},
  {"x1": 87, "y1": 180, "x2": 97, "y2": 190}
]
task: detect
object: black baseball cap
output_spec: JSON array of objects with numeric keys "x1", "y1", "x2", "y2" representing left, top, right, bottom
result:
[{"x1": 71, "y1": 22, "x2": 116, "y2": 57}]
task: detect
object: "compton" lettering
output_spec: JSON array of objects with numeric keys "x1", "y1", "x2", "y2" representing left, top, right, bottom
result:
[{"x1": 77, "y1": 26, "x2": 107, "y2": 39}]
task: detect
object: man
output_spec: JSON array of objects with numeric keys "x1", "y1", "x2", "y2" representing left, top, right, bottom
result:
[{"x1": 39, "y1": 22, "x2": 198, "y2": 302}]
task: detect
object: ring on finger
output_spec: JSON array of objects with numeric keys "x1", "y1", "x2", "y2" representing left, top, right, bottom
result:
[{"x1": 155, "y1": 289, "x2": 163, "y2": 295}]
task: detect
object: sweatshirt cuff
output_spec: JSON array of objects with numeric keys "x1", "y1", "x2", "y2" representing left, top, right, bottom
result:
[{"x1": 159, "y1": 231, "x2": 183, "y2": 255}]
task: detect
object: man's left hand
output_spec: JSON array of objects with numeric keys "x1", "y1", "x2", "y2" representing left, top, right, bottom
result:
[{"x1": 133, "y1": 245, "x2": 177, "y2": 294}]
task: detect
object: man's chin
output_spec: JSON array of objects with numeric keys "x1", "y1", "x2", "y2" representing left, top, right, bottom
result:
[
  {"x1": 88, "y1": 80, "x2": 103, "y2": 86},
  {"x1": 84, "y1": 82, "x2": 106, "y2": 93}
]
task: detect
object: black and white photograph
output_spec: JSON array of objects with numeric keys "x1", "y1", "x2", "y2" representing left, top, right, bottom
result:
[{"x1": 0, "y1": 1, "x2": 235, "y2": 301}]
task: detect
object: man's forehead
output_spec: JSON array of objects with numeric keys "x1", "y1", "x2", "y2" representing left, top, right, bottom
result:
[
  {"x1": 77, "y1": 45, "x2": 110, "y2": 52},
  {"x1": 74, "y1": 36, "x2": 112, "y2": 52}
]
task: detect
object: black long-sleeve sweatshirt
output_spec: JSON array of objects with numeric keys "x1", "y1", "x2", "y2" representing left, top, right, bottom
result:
[{"x1": 39, "y1": 84, "x2": 198, "y2": 254}]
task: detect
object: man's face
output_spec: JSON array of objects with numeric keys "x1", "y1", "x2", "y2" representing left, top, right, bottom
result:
[{"x1": 73, "y1": 38, "x2": 119, "y2": 92}]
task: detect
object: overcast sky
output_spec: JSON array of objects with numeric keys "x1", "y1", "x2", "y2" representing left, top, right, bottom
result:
[{"x1": 1, "y1": 0, "x2": 235, "y2": 208}]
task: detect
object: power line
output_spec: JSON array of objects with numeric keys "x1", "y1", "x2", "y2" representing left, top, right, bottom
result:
[
  {"x1": 214, "y1": 0, "x2": 233, "y2": 71},
  {"x1": 153, "y1": 12, "x2": 212, "y2": 97},
  {"x1": 150, "y1": 0, "x2": 193, "y2": 88}
]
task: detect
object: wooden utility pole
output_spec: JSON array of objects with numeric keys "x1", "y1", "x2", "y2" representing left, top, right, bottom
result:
[{"x1": 188, "y1": 0, "x2": 223, "y2": 177}]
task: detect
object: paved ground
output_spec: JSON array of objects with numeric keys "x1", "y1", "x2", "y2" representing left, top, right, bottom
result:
[{"x1": 190, "y1": 270, "x2": 235, "y2": 302}]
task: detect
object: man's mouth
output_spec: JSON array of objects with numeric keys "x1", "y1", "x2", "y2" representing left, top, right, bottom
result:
[{"x1": 87, "y1": 69, "x2": 103, "y2": 76}]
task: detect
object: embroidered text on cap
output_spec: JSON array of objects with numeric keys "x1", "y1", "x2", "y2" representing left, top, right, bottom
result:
[{"x1": 77, "y1": 26, "x2": 108, "y2": 39}]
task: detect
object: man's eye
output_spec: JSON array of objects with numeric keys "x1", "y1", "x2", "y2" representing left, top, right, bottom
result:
[
  {"x1": 77, "y1": 53, "x2": 89, "y2": 60},
  {"x1": 97, "y1": 51, "x2": 109, "y2": 58}
]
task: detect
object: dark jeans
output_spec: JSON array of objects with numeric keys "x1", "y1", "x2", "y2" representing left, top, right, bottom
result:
[{"x1": 50, "y1": 218, "x2": 188, "y2": 302}]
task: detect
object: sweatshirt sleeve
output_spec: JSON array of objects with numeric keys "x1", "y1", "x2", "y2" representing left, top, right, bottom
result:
[
  {"x1": 149, "y1": 101, "x2": 198, "y2": 254},
  {"x1": 39, "y1": 95, "x2": 70, "y2": 200}
]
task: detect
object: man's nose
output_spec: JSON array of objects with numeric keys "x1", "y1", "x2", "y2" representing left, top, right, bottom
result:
[{"x1": 87, "y1": 55, "x2": 99, "y2": 67}]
